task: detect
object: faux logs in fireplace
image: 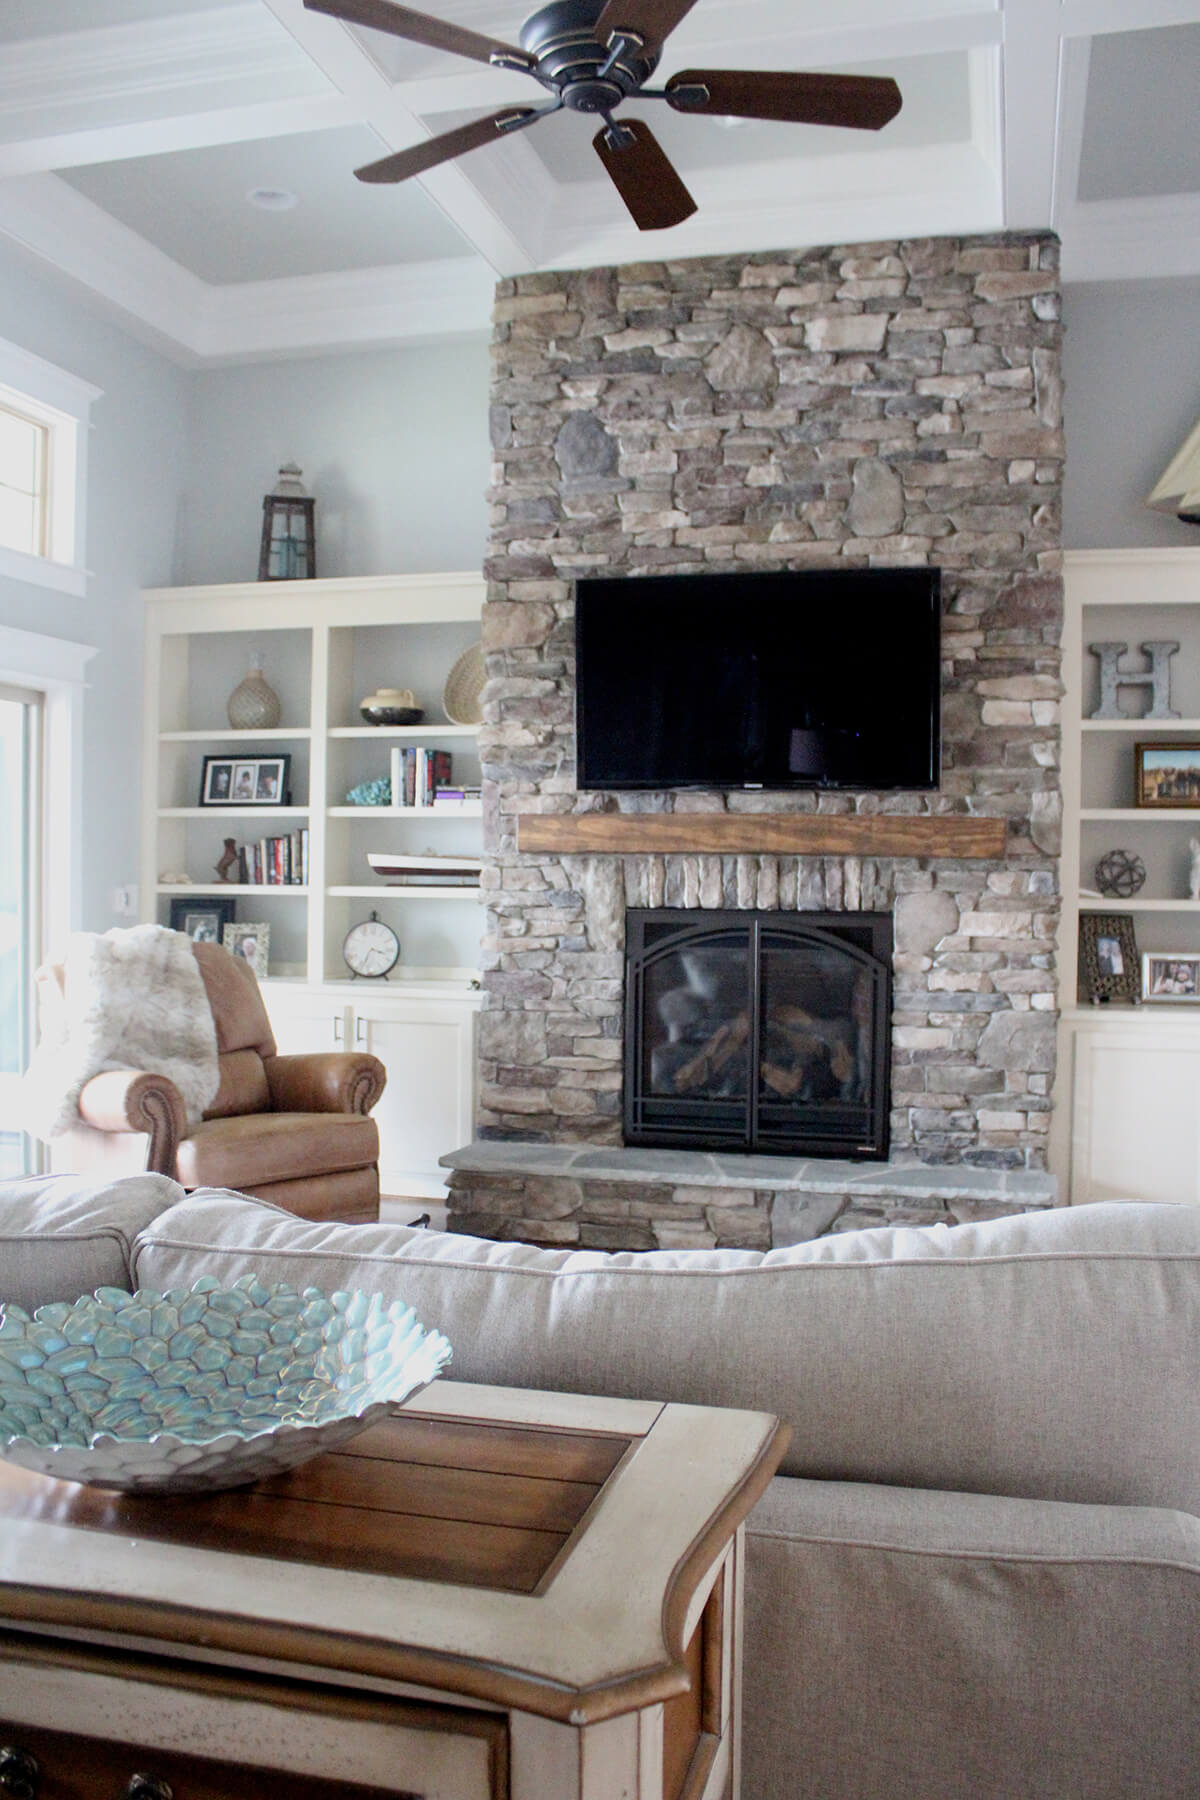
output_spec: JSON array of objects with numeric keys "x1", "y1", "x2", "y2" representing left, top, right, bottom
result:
[{"x1": 624, "y1": 909, "x2": 893, "y2": 1160}]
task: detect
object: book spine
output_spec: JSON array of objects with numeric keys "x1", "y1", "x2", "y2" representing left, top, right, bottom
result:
[{"x1": 390, "y1": 746, "x2": 403, "y2": 809}]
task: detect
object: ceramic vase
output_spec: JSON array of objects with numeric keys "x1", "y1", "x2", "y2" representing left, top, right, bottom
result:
[{"x1": 227, "y1": 651, "x2": 281, "y2": 729}]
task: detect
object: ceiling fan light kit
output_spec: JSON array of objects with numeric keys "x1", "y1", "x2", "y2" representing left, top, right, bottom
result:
[{"x1": 304, "y1": 0, "x2": 903, "y2": 230}]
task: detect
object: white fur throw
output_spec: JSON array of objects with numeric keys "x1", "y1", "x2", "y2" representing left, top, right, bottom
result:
[{"x1": 23, "y1": 925, "x2": 220, "y2": 1139}]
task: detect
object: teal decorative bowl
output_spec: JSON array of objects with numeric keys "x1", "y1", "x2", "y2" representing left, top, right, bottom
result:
[{"x1": 0, "y1": 1275, "x2": 451, "y2": 1493}]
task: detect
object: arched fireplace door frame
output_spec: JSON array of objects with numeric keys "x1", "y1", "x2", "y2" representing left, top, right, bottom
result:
[{"x1": 624, "y1": 909, "x2": 894, "y2": 1161}]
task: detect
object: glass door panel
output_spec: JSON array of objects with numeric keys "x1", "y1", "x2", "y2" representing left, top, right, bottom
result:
[{"x1": 0, "y1": 685, "x2": 42, "y2": 1175}]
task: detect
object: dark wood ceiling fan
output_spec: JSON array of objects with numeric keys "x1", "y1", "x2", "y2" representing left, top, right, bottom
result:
[{"x1": 303, "y1": 0, "x2": 902, "y2": 229}]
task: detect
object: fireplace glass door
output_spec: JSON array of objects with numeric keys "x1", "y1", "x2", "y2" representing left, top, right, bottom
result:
[{"x1": 625, "y1": 910, "x2": 892, "y2": 1159}]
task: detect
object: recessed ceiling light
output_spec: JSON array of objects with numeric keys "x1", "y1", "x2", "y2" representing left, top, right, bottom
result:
[{"x1": 247, "y1": 187, "x2": 298, "y2": 212}]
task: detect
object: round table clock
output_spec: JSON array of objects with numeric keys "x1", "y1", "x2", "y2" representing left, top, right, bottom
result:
[{"x1": 342, "y1": 911, "x2": 399, "y2": 979}]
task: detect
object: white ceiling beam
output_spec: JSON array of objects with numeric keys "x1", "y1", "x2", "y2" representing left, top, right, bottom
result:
[
  {"x1": 1000, "y1": 0, "x2": 1064, "y2": 228},
  {"x1": 0, "y1": 5, "x2": 325, "y2": 138},
  {"x1": 0, "y1": 95, "x2": 357, "y2": 178},
  {"x1": 259, "y1": 0, "x2": 542, "y2": 276}
]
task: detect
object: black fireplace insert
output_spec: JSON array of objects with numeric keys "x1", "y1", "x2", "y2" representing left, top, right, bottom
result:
[{"x1": 624, "y1": 909, "x2": 893, "y2": 1160}]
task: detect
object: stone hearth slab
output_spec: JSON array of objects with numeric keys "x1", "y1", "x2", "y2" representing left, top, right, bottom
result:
[{"x1": 439, "y1": 1144, "x2": 1059, "y2": 1250}]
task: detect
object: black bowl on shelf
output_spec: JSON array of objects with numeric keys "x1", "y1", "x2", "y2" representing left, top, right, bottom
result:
[{"x1": 360, "y1": 703, "x2": 424, "y2": 725}]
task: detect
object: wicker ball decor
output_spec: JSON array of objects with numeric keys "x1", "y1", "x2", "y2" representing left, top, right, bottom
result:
[{"x1": 1095, "y1": 849, "x2": 1147, "y2": 898}]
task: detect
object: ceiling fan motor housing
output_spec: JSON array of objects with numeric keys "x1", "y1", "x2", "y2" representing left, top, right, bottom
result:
[{"x1": 519, "y1": 0, "x2": 660, "y2": 112}]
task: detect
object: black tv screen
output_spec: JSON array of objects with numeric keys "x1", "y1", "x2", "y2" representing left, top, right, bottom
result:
[{"x1": 576, "y1": 568, "x2": 942, "y2": 792}]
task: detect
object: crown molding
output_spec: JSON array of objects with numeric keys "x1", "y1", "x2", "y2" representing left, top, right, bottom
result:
[
  {"x1": 0, "y1": 6, "x2": 326, "y2": 146},
  {"x1": 539, "y1": 136, "x2": 1002, "y2": 273},
  {"x1": 0, "y1": 171, "x2": 493, "y2": 364},
  {"x1": 1059, "y1": 192, "x2": 1200, "y2": 282}
]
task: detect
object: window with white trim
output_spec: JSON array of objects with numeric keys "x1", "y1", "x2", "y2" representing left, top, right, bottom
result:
[
  {"x1": 0, "y1": 339, "x2": 101, "y2": 599},
  {"x1": 0, "y1": 627, "x2": 97, "y2": 1175}
]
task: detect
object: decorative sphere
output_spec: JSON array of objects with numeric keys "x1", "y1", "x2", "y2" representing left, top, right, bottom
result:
[{"x1": 1095, "y1": 848, "x2": 1146, "y2": 898}]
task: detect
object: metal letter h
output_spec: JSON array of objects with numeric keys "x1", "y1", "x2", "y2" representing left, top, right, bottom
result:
[{"x1": 1089, "y1": 640, "x2": 1180, "y2": 720}]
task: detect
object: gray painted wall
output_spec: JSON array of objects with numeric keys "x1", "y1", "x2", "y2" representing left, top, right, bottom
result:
[
  {"x1": 0, "y1": 241, "x2": 192, "y2": 935},
  {"x1": 0, "y1": 248, "x2": 1194, "y2": 941},
  {"x1": 180, "y1": 340, "x2": 492, "y2": 585},
  {"x1": 1062, "y1": 277, "x2": 1200, "y2": 548}
]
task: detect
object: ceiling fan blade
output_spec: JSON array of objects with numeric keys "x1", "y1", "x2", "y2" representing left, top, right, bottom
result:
[
  {"x1": 303, "y1": 0, "x2": 529, "y2": 70},
  {"x1": 592, "y1": 0, "x2": 701, "y2": 54},
  {"x1": 356, "y1": 107, "x2": 543, "y2": 183},
  {"x1": 666, "y1": 68, "x2": 903, "y2": 130},
  {"x1": 593, "y1": 118, "x2": 697, "y2": 230}
]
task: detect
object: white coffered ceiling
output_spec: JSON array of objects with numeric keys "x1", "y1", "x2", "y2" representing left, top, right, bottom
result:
[{"x1": 0, "y1": 0, "x2": 1196, "y2": 364}]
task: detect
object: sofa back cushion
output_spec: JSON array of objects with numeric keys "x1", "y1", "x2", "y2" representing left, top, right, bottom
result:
[
  {"x1": 130, "y1": 1196, "x2": 1200, "y2": 1514},
  {"x1": 2, "y1": 1172, "x2": 184, "y2": 1308},
  {"x1": 193, "y1": 942, "x2": 274, "y2": 1118}
]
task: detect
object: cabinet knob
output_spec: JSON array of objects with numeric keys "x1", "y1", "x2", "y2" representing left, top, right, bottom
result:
[
  {"x1": 0, "y1": 1747, "x2": 39, "y2": 1798},
  {"x1": 333, "y1": 1014, "x2": 345, "y2": 1044},
  {"x1": 122, "y1": 1778, "x2": 173, "y2": 1800},
  {"x1": 355, "y1": 1016, "x2": 369, "y2": 1048}
]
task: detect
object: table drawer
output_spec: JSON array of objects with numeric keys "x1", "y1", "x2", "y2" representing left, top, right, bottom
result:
[{"x1": 0, "y1": 1640, "x2": 506, "y2": 1800}]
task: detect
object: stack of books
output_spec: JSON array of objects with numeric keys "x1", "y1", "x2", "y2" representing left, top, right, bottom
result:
[
  {"x1": 237, "y1": 828, "x2": 309, "y2": 885},
  {"x1": 389, "y1": 747, "x2": 453, "y2": 809},
  {"x1": 431, "y1": 785, "x2": 482, "y2": 811}
]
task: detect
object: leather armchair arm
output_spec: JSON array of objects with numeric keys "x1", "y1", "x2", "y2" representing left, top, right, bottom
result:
[
  {"x1": 76, "y1": 1069, "x2": 187, "y2": 1176},
  {"x1": 264, "y1": 1053, "x2": 387, "y2": 1117}
]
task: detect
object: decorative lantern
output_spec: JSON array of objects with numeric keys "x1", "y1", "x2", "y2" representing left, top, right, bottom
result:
[{"x1": 259, "y1": 462, "x2": 316, "y2": 580}]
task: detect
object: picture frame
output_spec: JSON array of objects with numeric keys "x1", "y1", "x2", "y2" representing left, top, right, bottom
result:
[
  {"x1": 223, "y1": 921, "x2": 270, "y2": 979},
  {"x1": 200, "y1": 753, "x2": 291, "y2": 807},
  {"x1": 169, "y1": 895, "x2": 236, "y2": 945},
  {"x1": 1079, "y1": 912, "x2": 1140, "y2": 1005},
  {"x1": 1134, "y1": 741, "x2": 1200, "y2": 808},
  {"x1": 1141, "y1": 952, "x2": 1200, "y2": 1002}
]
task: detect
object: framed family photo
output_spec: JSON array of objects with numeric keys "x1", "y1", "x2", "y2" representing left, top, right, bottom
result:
[
  {"x1": 169, "y1": 895, "x2": 236, "y2": 944},
  {"x1": 1079, "y1": 912, "x2": 1140, "y2": 1005},
  {"x1": 223, "y1": 921, "x2": 270, "y2": 978},
  {"x1": 200, "y1": 753, "x2": 291, "y2": 807},
  {"x1": 1134, "y1": 741, "x2": 1200, "y2": 808},
  {"x1": 1141, "y1": 952, "x2": 1200, "y2": 1002}
]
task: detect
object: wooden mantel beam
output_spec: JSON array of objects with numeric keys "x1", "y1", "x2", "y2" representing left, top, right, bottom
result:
[{"x1": 517, "y1": 813, "x2": 1009, "y2": 860}]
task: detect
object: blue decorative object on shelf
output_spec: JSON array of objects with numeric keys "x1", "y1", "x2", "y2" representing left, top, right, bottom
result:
[
  {"x1": 0, "y1": 1275, "x2": 451, "y2": 1492},
  {"x1": 346, "y1": 776, "x2": 392, "y2": 806}
]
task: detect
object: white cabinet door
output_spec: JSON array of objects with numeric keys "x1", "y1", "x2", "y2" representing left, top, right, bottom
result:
[
  {"x1": 353, "y1": 996, "x2": 477, "y2": 1198},
  {"x1": 260, "y1": 983, "x2": 350, "y2": 1054},
  {"x1": 1069, "y1": 1017, "x2": 1200, "y2": 1205}
]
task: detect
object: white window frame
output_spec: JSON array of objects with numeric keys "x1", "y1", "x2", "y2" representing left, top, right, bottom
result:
[
  {"x1": 0, "y1": 625, "x2": 97, "y2": 952},
  {"x1": 0, "y1": 339, "x2": 102, "y2": 599}
]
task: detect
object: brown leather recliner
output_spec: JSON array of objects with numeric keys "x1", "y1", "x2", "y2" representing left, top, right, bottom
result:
[{"x1": 37, "y1": 941, "x2": 386, "y2": 1223}]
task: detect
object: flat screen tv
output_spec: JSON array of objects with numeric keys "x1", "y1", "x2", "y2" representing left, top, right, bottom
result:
[{"x1": 576, "y1": 568, "x2": 942, "y2": 792}]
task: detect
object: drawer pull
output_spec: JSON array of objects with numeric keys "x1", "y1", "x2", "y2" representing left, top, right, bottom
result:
[
  {"x1": 122, "y1": 1779, "x2": 173, "y2": 1800},
  {"x1": 0, "y1": 1747, "x2": 39, "y2": 1798}
]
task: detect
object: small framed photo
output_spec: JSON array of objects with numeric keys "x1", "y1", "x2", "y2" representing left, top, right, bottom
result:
[
  {"x1": 1135, "y1": 742, "x2": 1200, "y2": 808},
  {"x1": 223, "y1": 921, "x2": 270, "y2": 978},
  {"x1": 169, "y1": 895, "x2": 236, "y2": 944},
  {"x1": 201, "y1": 753, "x2": 291, "y2": 807},
  {"x1": 1079, "y1": 912, "x2": 1140, "y2": 1005},
  {"x1": 1141, "y1": 952, "x2": 1200, "y2": 1002}
]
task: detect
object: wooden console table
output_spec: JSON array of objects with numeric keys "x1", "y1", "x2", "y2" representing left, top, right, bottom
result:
[{"x1": 0, "y1": 1382, "x2": 788, "y2": 1800}]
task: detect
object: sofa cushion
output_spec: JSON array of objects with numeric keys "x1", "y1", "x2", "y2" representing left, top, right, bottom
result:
[
  {"x1": 743, "y1": 1478, "x2": 1200, "y2": 1800},
  {"x1": 1, "y1": 1172, "x2": 184, "y2": 1308},
  {"x1": 129, "y1": 1195, "x2": 1200, "y2": 1513},
  {"x1": 174, "y1": 1112, "x2": 378, "y2": 1190}
]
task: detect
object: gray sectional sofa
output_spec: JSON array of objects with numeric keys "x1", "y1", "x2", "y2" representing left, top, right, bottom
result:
[{"x1": 4, "y1": 1172, "x2": 1199, "y2": 1799}]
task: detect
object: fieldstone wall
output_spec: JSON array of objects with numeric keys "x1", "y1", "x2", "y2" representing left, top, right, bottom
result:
[{"x1": 480, "y1": 233, "x2": 1064, "y2": 1171}]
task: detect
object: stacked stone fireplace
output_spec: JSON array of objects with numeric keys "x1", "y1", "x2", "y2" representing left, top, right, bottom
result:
[{"x1": 447, "y1": 232, "x2": 1065, "y2": 1248}]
